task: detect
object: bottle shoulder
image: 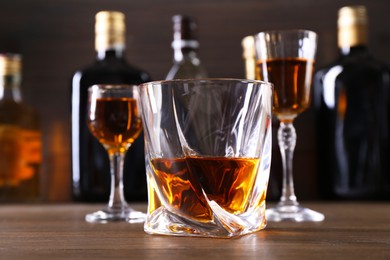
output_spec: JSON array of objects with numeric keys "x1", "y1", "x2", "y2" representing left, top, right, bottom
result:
[
  {"x1": 166, "y1": 60, "x2": 208, "y2": 80},
  {"x1": 0, "y1": 99, "x2": 38, "y2": 113},
  {"x1": 315, "y1": 54, "x2": 390, "y2": 88},
  {"x1": 73, "y1": 58, "x2": 151, "y2": 88},
  {"x1": 0, "y1": 100, "x2": 40, "y2": 129},
  {"x1": 317, "y1": 53, "x2": 389, "y2": 75}
]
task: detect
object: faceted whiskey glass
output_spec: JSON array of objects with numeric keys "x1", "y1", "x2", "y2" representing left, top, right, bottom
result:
[{"x1": 137, "y1": 79, "x2": 273, "y2": 238}]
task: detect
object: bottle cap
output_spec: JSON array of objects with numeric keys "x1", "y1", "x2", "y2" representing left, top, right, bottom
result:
[
  {"x1": 338, "y1": 6, "x2": 367, "y2": 27},
  {"x1": 241, "y1": 36, "x2": 256, "y2": 80},
  {"x1": 95, "y1": 11, "x2": 125, "y2": 51},
  {"x1": 241, "y1": 35, "x2": 255, "y2": 59},
  {"x1": 338, "y1": 6, "x2": 368, "y2": 48},
  {"x1": 171, "y1": 15, "x2": 199, "y2": 49},
  {"x1": 0, "y1": 53, "x2": 21, "y2": 76}
]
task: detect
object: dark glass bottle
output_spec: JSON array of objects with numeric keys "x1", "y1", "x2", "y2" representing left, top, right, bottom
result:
[
  {"x1": 313, "y1": 6, "x2": 390, "y2": 200},
  {"x1": 0, "y1": 53, "x2": 42, "y2": 202},
  {"x1": 166, "y1": 15, "x2": 207, "y2": 80},
  {"x1": 71, "y1": 11, "x2": 150, "y2": 202}
]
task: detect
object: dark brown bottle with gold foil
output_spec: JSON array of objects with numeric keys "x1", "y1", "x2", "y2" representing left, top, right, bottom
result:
[
  {"x1": 313, "y1": 6, "x2": 390, "y2": 200},
  {"x1": 71, "y1": 11, "x2": 150, "y2": 202},
  {"x1": 0, "y1": 54, "x2": 42, "y2": 202}
]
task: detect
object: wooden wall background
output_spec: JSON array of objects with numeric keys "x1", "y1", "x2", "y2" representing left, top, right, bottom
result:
[{"x1": 0, "y1": 0, "x2": 389, "y2": 202}]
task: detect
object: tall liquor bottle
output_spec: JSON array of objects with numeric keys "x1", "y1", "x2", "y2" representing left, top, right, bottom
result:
[
  {"x1": 0, "y1": 53, "x2": 42, "y2": 202},
  {"x1": 313, "y1": 6, "x2": 390, "y2": 200},
  {"x1": 71, "y1": 11, "x2": 150, "y2": 202},
  {"x1": 166, "y1": 15, "x2": 207, "y2": 80}
]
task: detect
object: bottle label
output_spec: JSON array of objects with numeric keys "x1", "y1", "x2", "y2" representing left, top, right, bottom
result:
[{"x1": 0, "y1": 124, "x2": 42, "y2": 186}]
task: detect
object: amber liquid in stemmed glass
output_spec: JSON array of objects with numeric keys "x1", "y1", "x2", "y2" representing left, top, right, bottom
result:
[
  {"x1": 255, "y1": 32, "x2": 324, "y2": 221},
  {"x1": 257, "y1": 57, "x2": 314, "y2": 122},
  {"x1": 85, "y1": 85, "x2": 146, "y2": 223},
  {"x1": 88, "y1": 97, "x2": 142, "y2": 152}
]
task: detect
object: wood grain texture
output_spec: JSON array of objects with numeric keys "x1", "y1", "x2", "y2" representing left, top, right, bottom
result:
[
  {"x1": 0, "y1": 203, "x2": 389, "y2": 259},
  {"x1": 0, "y1": 0, "x2": 389, "y2": 201}
]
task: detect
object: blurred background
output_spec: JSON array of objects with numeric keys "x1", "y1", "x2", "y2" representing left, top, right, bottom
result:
[{"x1": 0, "y1": 0, "x2": 389, "y2": 202}]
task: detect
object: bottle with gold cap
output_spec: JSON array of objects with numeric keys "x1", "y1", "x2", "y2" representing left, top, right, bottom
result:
[
  {"x1": 241, "y1": 35, "x2": 256, "y2": 80},
  {"x1": 0, "y1": 53, "x2": 42, "y2": 202},
  {"x1": 313, "y1": 6, "x2": 390, "y2": 200},
  {"x1": 166, "y1": 15, "x2": 207, "y2": 80},
  {"x1": 71, "y1": 11, "x2": 150, "y2": 202}
]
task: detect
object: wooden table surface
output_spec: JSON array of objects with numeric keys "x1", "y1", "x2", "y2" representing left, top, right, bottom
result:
[{"x1": 0, "y1": 202, "x2": 389, "y2": 259}]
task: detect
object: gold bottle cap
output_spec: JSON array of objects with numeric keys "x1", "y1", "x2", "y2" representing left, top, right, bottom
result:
[
  {"x1": 241, "y1": 36, "x2": 256, "y2": 80},
  {"x1": 95, "y1": 11, "x2": 126, "y2": 51},
  {"x1": 338, "y1": 5, "x2": 368, "y2": 48},
  {"x1": 241, "y1": 35, "x2": 255, "y2": 59},
  {"x1": 0, "y1": 53, "x2": 21, "y2": 76}
]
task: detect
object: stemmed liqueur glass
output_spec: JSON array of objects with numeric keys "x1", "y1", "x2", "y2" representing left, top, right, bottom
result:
[
  {"x1": 255, "y1": 30, "x2": 324, "y2": 222},
  {"x1": 85, "y1": 84, "x2": 146, "y2": 223}
]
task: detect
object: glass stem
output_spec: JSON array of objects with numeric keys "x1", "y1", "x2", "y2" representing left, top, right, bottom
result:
[
  {"x1": 278, "y1": 122, "x2": 299, "y2": 206},
  {"x1": 108, "y1": 152, "x2": 128, "y2": 211}
]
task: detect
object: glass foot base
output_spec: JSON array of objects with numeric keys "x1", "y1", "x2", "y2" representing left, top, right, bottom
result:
[
  {"x1": 85, "y1": 207, "x2": 146, "y2": 223},
  {"x1": 266, "y1": 204, "x2": 325, "y2": 222}
]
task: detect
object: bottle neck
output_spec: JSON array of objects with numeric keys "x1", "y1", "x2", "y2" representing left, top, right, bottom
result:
[
  {"x1": 172, "y1": 40, "x2": 200, "y2": 63},
  {"x1": 96, "y1": 47, "x2": 126, "y2": 61},
  {"x1": 95, "y1": 25, "x2": 126, "y2": 61},
  {"x1": 339, "y1": 44, "x2": 369, "y2": 56},
  {"x1": 0, "y1": 74, "x2": 22, "y2": 102},
  {"x1": 242, "y1": 36, "x2": 256, "y2": 80},
  {"x1": 338, "y1": 20, "x2": 368, "y2": 55}
]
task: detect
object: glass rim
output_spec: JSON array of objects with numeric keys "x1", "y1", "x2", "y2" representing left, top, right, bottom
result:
[
  {"x1": 255, "y1": 29, "x2": 317, "y2": 38},
  {"x1": 88, "y1": 84, "x2": 137, "y2": 92},
  {"x1": 138, "y1": 78, "x2": 273, "y2": 88}
]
